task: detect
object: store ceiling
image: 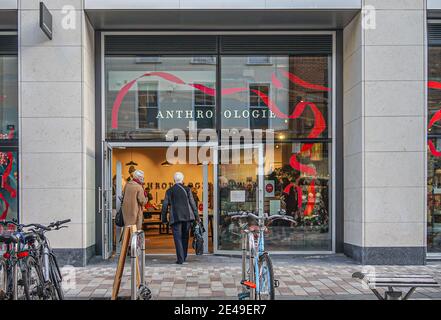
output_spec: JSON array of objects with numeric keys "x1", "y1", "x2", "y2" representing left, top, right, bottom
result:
[{"x1": 85, "y1": 9, "x2": 360, "y2": 30}]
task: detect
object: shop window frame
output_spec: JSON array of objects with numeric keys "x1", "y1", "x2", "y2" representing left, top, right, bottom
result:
[
  {"x1": 100, "y1": 31, "x2": 338, "y2": 255},
  {"x1": 427, "y1": 29, "x2": 441, "y2": 256}
]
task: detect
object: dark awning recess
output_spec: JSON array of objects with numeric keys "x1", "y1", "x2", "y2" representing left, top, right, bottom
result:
[
  {"x1": 429, "y1": 24, "x2": 441, "y2": 45},
  {"x1": 105, "y1": 34, "x2": 333, "y2": 55},
  {"x1": 86, "y1": 9, "x2": 359, "y2": 31}
]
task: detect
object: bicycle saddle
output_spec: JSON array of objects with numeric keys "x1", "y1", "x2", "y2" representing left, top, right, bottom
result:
[{"x1": 0, "y1": 232, "x2": 18, "y2": 244}]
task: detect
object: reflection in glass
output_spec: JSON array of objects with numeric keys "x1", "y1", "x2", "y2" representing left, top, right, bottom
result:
[
  {"x1": 0, "y1": 151, "x2": 17, "y2": 223},
  {"x1": 105, "y1": 56, "x2": 217, "y2": 141},
  {"x1": 429, "y1": 47, "x2": 441, "y2": 136},
  {"x1": 428, "y1": 46, "x2": 441, "y2": 252},
  {"x1": 221, "y1": 55, "x2": 331, "y2": 139},
  {"x1": 249, "y1": 83, "x2": 270, "y2": 129},
  {"x1": 0, "y1": 56, "x2": 18, "y2": 141},
  {"x1": 194, "y1": 82, "x2": 215, "y2": 129},
  {"x1": 265, "y1": 143, "x2": 331, "y2": 251},
  {"x1": 428, "y1": 139, "x2": 441, "y2": 252},
  {"x1": 137, "y1": 82, "x2": 158, "y2": 129},
  {"x1": 217, "y1": 147, "x2": 259, "y2": 251},
  {"x1": 0, "y1": 45, "x2": 18, "y2": 224}
]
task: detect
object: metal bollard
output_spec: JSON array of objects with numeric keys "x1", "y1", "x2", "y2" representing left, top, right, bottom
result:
[{"x1": 130, "y1": 230, "x2": 145, "y2": 300}]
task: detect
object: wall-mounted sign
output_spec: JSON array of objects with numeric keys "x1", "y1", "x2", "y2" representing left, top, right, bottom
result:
[
  {"x1": 230, "y1": 190, "x2": 245, "y2": 203},
  {"x1": 39, "y1": 2, "x2": 53, "y2": 40},
  {"x1": 265, "y1": 180, "x2": 275, "y2": 197},
  {"x1": 144, "y1": 181, "x2": 202, "y2": 190}
]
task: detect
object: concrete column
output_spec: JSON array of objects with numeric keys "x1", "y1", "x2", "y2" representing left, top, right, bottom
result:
[
  {"x1": 343, "y1": 0, "x2": 426, "y2": 264},
  {"x1": 18, "y1": 0, "x2": 95, "y2": 266}
]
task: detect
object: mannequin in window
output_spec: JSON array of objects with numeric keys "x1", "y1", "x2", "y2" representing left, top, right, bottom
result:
[{"x1": 282, "y1": 173, "x2": 301, "y2": 222}]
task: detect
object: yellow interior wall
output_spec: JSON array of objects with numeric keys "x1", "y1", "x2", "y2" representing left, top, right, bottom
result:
[{"x1": 112, "y1": 147, "x2": 213, "y2": 205}]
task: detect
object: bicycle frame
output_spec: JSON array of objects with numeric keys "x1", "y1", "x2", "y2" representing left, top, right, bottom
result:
[
  {"x1": 30, "y1": 229, "x2": 62, "y2": 286},
  {"x1": 240, "y1": 221, "x2": 266, "y2": 299},
  {"x1": 237, "y1": 213, "x2": 295, "y2": 300},
  {"x1": 255, "y1": 227, "x2": 265, "y2": 295}
]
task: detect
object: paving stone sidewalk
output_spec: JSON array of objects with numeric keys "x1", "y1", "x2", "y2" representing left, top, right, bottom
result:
[{"x1": 61, "y1": 255, "x2": 441, "y2": 300}]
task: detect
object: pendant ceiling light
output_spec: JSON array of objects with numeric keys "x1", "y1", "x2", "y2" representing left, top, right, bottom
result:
[{"x1": 125, "y1": 151, "x2": 138, "y2": 166}]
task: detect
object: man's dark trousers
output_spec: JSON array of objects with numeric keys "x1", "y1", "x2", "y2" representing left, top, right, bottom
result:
[{"x1": 172, "y1": 221, "x2": 192, "y2": 264}]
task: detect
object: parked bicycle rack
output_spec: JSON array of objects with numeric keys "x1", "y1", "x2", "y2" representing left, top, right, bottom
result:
[{"x1": 130, "y1": 230, "x2": 151, "y2": 300}]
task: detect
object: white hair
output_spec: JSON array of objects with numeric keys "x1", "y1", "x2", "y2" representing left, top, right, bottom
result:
[
  {"x1": 174, "y1": 172, "x2": 184, "y2": 184},
  {"x1": 133, "y1": 170, "x2": 144, "y2": 183}
]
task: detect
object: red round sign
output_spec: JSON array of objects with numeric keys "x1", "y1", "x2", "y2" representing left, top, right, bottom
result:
[
  {"x1": 265, "y1": 183, "x2": 274, "y2": 193},
  {"x1": 198, "y1": 203, "x2": 203, "y2": 212}
]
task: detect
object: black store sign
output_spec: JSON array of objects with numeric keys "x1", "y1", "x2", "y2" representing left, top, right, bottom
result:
[{"x1": 39, "y1": 2, "x2": 53, "y2": 40}]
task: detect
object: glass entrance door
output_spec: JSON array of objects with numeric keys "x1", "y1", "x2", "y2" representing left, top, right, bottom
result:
[
  {"x1": 213, "y1": 144, "x2": 264, "y2": 252},
  {"x1": 102, "y1": 142, "x2": 113, "y2": 259}
]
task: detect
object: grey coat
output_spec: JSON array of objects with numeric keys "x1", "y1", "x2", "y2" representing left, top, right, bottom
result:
[{"x1": 161, "y1": 183, "x2": 198, "y2": 225}]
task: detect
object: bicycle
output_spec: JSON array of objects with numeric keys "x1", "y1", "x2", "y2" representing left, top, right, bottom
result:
[
  {"x1": 0, "y1": 223, "x2": 43, "y2": 300},
  {"x1": 0, "y1": 219, "x2": 71, "y2": 300},
  {"x1": 25, "y1": 219, "x2": 71, "y2": 300},
  {"x1": 230, "y1": 211, "x2": 296, "y2": 300}
]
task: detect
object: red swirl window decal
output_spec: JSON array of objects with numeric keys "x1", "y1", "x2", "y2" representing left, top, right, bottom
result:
[
  {"x1": 428, "y1": 81, "x2": 441, "y2": 157},
  {"x1": 429, "y1": 81, "x2": 441, "y2": 90},
  {"x1": 0, "y1": 151, "x2": 16, "y2": 221},
  {"x1": 111, "y1": 70, "x2": 330, "y2": 216}
]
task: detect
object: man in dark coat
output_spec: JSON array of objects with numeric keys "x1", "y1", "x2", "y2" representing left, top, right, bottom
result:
[{"x1": 162, "y1": 172, "x2": 200, "y2": 264}]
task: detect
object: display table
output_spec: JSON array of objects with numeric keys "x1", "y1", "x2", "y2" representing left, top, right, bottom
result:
[{"x1": 143, "y1": 210, "x2": 169, "y2": 234}]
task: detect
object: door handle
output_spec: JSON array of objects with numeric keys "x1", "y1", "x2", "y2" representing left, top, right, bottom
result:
[{"x1": 98, "y1": 186, "x2": 102, "y2": 214}]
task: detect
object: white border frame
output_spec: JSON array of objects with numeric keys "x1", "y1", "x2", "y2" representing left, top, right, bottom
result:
[{"x1": 101, "y1": 30, "x2": 337, "y2": 255}]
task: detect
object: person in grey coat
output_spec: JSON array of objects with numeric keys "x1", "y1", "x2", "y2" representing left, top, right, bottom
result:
[{"x1": 162, "y1": 172, "x2": 200, "y2": 264}]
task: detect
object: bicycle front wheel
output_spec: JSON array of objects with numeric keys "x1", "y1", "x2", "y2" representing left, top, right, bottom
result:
[{"x1": 257, "y1": 253, "x2": 275, "y2": 300}]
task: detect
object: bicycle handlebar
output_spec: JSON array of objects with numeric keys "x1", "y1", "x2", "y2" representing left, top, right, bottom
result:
[
  {"x1": 230, "y1": 212, "x2": 296, "y2": 224},
  {"x1": 48, "y1": 219, "x2": 71, "y2": 229},
  {"x1": 0, "y1": 220, "x2": 20, "y2": 227},
  {"x1": 0, "y1": 219, "x2": 71, "y2": 232},
  {"x1": 230, "y1": 212, "x2": 263, "y2": 221},
  {"x1": 266, "y1": 215, "x2": 296, "y2": 222}
]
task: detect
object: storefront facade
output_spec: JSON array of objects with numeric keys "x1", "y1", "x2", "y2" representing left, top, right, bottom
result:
[{"x1": 0, "y1": 0, "x2": 435, "y2": 266}]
